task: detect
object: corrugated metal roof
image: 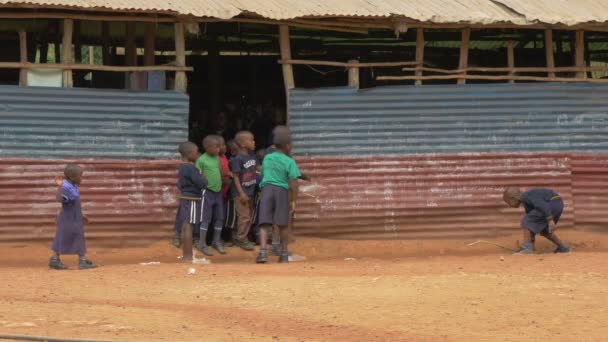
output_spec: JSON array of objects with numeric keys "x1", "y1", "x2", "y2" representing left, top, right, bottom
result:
[
  {"x1": 0, "y1": 86, "x2": 188, "y2": 159},
  {"x1": 290, "y1": 83, "x2": 608, "y2": 156},
  {"x1": 2, "y1": 0, "x2": 608, "y2": 26},
  {"x1": 294, "y1": 153, "x2": 575, "y2": 239},
  {"x1": 0, "y1": 0, "x2": 525, "y2": 23},
  {"x1": 0, "y1": 158, "x2": 178, "y2": 246},
  {"x1": 494, "y1": 0, "x2": 608, "y2": 26}
]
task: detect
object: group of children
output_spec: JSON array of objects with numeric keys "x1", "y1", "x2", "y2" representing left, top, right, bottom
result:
[
  {"x1": 47, "y1": 127, "x2": 571, "y2": 269},
  {"x1": 174, "y1": 125, "x2": 302, "y2": 263}
]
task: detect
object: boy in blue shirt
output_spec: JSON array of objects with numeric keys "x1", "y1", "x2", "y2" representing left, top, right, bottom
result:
[
  {"x1": 503, "y1": 186, "x2": 570, "y2": 254},
  {"x1": 256, "y1": 126, "x2": 301, "y2": 263},
  {"x1": 230, "y1": 131, "x2": 257, "y2": 251},
  {"x1": 176, "y1": 142, "x2": 208, "y2": 261}
]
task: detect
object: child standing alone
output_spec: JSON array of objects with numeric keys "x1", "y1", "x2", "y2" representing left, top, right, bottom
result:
[
  {"x1": 256, "y1": 126, "x2": 301, "y2": 263},
  {"x1": 49, "y1": 164, "x2": 96, "y2": 270},
  {"x1": 230, "y1": 131, "x2": 257, "y2": 251},
  {"x1": 195, "y1": 135, "x2": 226, "y2": 256},
  {"x1": 175, "y1": 142, "x2": 208, "y2": 261},
  {"x1": 503, "y1": 186, "x2": 570, "y2": 254}
]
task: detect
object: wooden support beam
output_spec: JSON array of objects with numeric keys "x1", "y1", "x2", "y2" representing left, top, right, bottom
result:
[
  {"x1": 18, "y1": 31, "x2": 27, "y2": 86},
  {"x1": 279, "y1": 59, "x2": 419, "y2": 68},
  {"x1": 62, "y1": 19, "x2": 73, "y2": 87},
  {"x1": 279, "y1": 25, "x2": 295, "y2": 94},
  {"x1": 507, "y1": 40, "x2": 515, "y2": 83},
  {"x1": 125, "y1": 22, "x2": 137, "y2": 66},
  {"x1": 0, "y1": 62, "x2": 192, "y2": 72},
  {"x1": 575, "y1": 30, "x2": 586, "y2": 79},
  {"x1": 88, "y1": 46, "x2": 94, "y2": 65},
  {"x1": 545, "y1": 29, "x2": 555, "y2": 78},
  {"x1": 377, "y1": 74, "x2": 608, "y2": 83},
  {"x1": 174, "y1": 22, "x2": 187, "y2": 92},
  {"x1": 348, "y1": 59, "x2": 359, "y2": 89},
  {"x1": 415, "y1": 28, "x2": 424, "y2": 86},
  {"x1": 458, "y1": 28, "x2": 470, "y2": 85},
  {"x1": 144, "y1": 23, "x2": 156, "y2": 66}
]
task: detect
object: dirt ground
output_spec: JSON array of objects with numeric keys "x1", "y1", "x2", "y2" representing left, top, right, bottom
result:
[{"x1": 1, "y1": 230, "x2": 608, "y2": 342}]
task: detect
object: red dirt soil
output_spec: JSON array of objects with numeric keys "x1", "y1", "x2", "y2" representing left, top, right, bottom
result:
[{"x1": 1, "y1": 230, "x2": 607, "y2": 341}]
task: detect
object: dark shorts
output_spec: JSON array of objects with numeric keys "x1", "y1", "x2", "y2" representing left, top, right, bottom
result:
[
  {"x1": 224, "y1": 198, "x2": 237, "y2": 229},
  {"x1": 177, "y1": 199, "x2": 202, "y2": 225},
  {"x1": 202, "y1": 190, "x2": 224, "y2": 227},
  {"x1": 521, "y1": 198, "x2": 564, "y2": 234},
  {"x1": 258, "y1": 185, "x2": 289, "y2": 227}
]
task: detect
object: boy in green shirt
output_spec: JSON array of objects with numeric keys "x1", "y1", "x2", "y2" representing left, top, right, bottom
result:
[
  {"x1": 256, "y1": 126, "x2": 301, "y2": 264},
  {"x1": 195, "y1": 135, "x2": 226, "y2": 256}
]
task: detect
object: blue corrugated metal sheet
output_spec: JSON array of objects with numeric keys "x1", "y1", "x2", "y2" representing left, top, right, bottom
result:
[
  {"x1": 0, "y1": 86, "x2": 188, "y2": 159},
  {"x1": 290, "y1": 83, "x2": 608, "y2": 156}
]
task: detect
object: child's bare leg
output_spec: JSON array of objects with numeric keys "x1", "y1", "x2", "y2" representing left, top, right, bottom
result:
[
  {"x1": 540, "y1": 231, "x2": 569, "y2": 252},
  {"x1": 181, "y1": 222, "x2": 193, "y2": 262},
  {"x1": 259, "y1": 224, "x2": 270, "y2": 250},
  {"x1": 517, "y1": 227, "x2": 535, "y2": 253},
  {"x1": 279, "y1": 225, "x2": 289, "y2": 253},
  {"x1": 256, "y1": 225, "x2": 270, "y2": 263}
]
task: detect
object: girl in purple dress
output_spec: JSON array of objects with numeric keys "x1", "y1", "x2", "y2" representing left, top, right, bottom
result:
[{"x1": 49, "y1": 164, "x2": 97, "y2": 270}]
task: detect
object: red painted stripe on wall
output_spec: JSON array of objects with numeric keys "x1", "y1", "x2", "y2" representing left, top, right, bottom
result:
[
  {"x1": 0, "y1": 158, "x2": 179, "y2": 246},
  {"x1": 293, "y1": 153, "x2": 596, "y2": 240}
]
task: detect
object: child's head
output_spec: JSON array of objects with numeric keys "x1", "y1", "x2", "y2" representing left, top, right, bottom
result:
[
  {"x1": 235, "y1": 130, "x2": 256, "y2": 153},
  {"x1": 202, "y1": 135, "x2": 221, "y2": 156},
  {"x1": 227, "y1": 139, "x2": 238, "y2": 157},
  {"x1": 178, "y1": 141, "x2": 200, "y2": 163},
  {"x1": 503, "y1": 186, "x2": 522, "y2": 208},
  {"x1": 64, "y1": 163, "x2": 83, "y2": 185},
  {"x1": 216, "y1": 135, "x2": 227, "y2": 156},
  {"x1": 272, "y1": 125, "x2": 292, "y2": 154}
]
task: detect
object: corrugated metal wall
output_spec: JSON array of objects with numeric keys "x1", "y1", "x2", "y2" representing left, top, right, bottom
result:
[
  {"x1": 290, "y1": 83, "x2": 608, "y2": 238},
  {"x1": 0, "y1": 86, "x2": 188, "y2": 245},
  {"x1": 291, "y1": 83, "x2": 608, "y2": 155},
  {"x1": 0, "y1": 86, "x2": 188, "y2": 159},
  {"x1": 0, "y1": 159, "x2": 178, "y2": 246}
]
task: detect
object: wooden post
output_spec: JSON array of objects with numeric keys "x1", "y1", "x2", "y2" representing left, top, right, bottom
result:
[
  {"x1": 507, "y1": 40, "x2": 515, "y2": 83},
  {"x1": 458, "y1": 28, "x2": 470, "y2": 85},
  {"x1": 144, "y1": 23, "x2": 156, "y2": 66},
  {"x1": 102, "y1": 22, "x2": 110, "y2": 65},
  {"x1": 415, "y1": 28, "x2": 424, "y2": 85},
  {"x1": 545, "y1": 29, "x2": 555, "y2": 78},
  {"x1": 279, "y1": 25, "x2": 295, "y2": 113},
  {"x1": 18, "y1": 31, "x2": 27, "y2": 86},
  {"x1": 62, "y1": 19, "x2": 73, "y2": 87},
  {"x1": 575, "y1": 30, "x2": 586, "y2": 79},
  {"x1": 348, "y1": 59, "x2": 359, "y2": 88},
  {"x1": 125, "y1": 22, "x2": 137, "y2": 66},
  {"x1": 174, "y1": 22, "x2": 187, "y2": 92},
  {"x1": 88, "y1": 46, "x2": 95, "y2": 65}
]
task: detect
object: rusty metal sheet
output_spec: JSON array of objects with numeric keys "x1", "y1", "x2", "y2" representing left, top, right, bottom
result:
[
  {"x1": 294, "y1": 153, "x2": 574, "y2": 240},
  {"x1": 572, "y1": 154, "x2": 608, "y2": 233},
  {"x1": 0, "y1": 158, "x2": 178, "y2": 246},
  {"x1": 290, "y1": 84, "x2": 608, "y2": 157},
  {"x1": 0, "y1": 85, "x2": 188, "y2": 159}
]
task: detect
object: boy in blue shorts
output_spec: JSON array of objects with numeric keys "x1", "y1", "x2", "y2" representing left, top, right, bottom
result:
[
  {"x1": 256, "y1": 126, "x2": 301, "y2": 264},
  {"x1": 175, "y1": 142, "x2": 208, "y2": 261},
  {"x1": 503, "y1": 186, "x2": 570, "y2": 254},
  {"x1": 195, "y1": 135, "x2": 226, "y2": 256}
]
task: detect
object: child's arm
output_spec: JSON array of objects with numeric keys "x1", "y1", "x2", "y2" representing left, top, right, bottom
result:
[
  {"x1": 287, "y1": 160, "x2": 302, "y2": 214},
  {"x1": 288, "y1": 178, "x2": 299, "y2": 215},
  {"x1": 188, "y1": 165, "x2": 208, "y2": 190},
  {"x1": 232, "y1": 173, "x2": 248, "y2": 204}
]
